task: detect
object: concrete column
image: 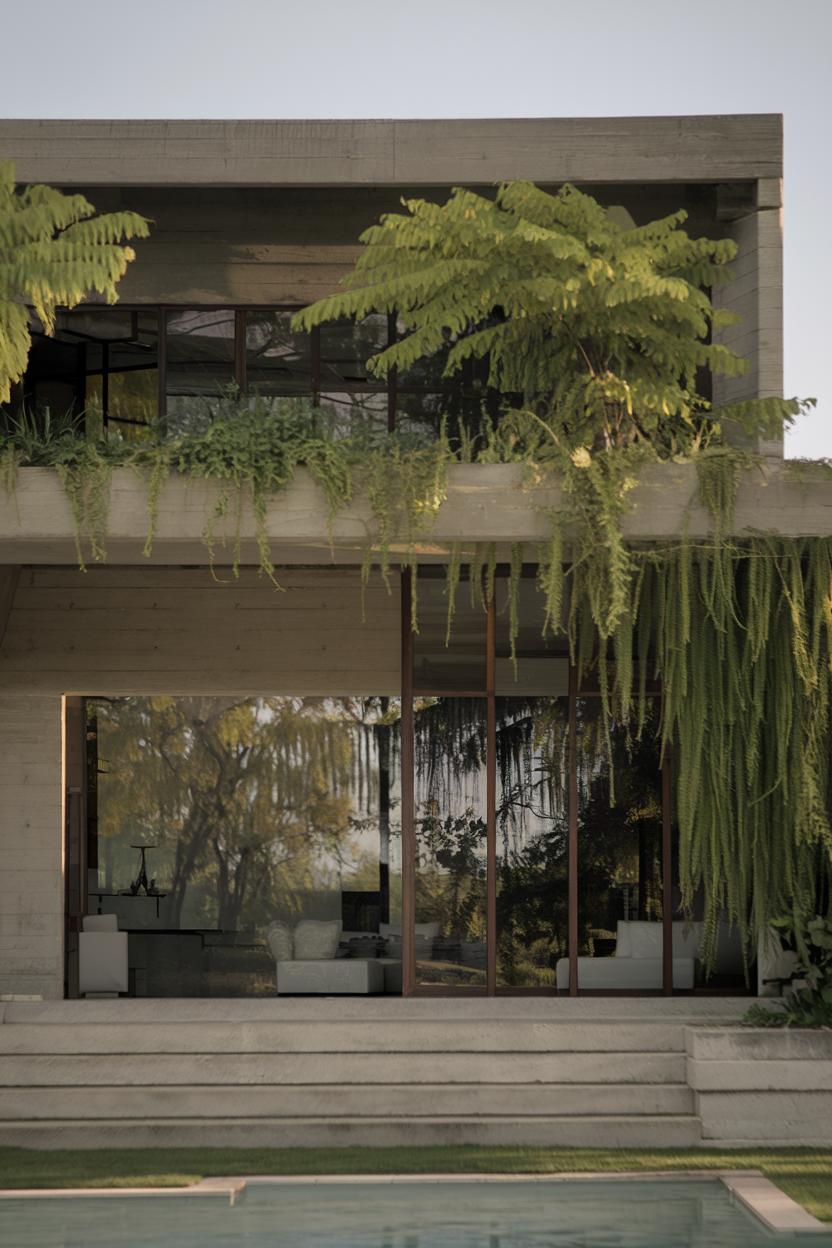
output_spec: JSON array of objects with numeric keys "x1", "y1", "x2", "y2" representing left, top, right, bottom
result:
[{"x1": 0, "y1": 694, "x2": 64, "y2": 1000}]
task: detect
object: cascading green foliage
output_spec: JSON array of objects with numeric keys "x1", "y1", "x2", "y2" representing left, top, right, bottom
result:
[
  {"x1": 0, "y1": 395, "x2": 451, "y2": 591},
  {"x1": 0, "y1": 161, "x2": 149, "y2": 404}
]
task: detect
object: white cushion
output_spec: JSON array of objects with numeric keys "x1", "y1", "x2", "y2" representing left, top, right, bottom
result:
[
  {"x1": 615, "y1": 920, "x2": 703, "y2": 960},
  {"x1": 626, "y1": 921, "x2": 663, "y2": 959},
  {"x1": 83, "y1": 914, "x2": 119, "y2": 932},
  {"x1": 266, "y1": 921, "x2": 293, "y2": 963},
  {"x1": 615, "y1": 920, "x2": 632, "y2": 957},
  {"x1": 294, "y1": 919, "x2": 341, "y2": 960}
]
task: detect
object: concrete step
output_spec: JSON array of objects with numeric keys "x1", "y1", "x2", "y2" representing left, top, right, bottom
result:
[
  {"x1": 0, "y1": 1082, "x2": 696, "y2": 1121},
  {"x1": 0, "y1": 1050, "x2": 686, "y2": 1087},
  {"x1": 0, "y1": 1020, "x2": 691, "y2": 1054},
  {"x1": 0, "y1": 1114, "x2": 704, "y2": 1149},
  {"x1": 0, "y1": 999, "x2": 749, "y2": 1025}
]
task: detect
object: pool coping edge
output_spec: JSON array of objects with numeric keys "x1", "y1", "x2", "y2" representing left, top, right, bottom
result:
[{"x1": 0, "y1": 1168, "x2": 827, "y2": 1233}]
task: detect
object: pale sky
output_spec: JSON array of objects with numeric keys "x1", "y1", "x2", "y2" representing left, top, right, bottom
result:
[{"x1": 1, "y1": 0, "x2": 829, "y2": 457}]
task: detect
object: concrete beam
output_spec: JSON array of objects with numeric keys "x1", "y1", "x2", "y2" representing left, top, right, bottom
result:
[
  {"x1": 0, "y1": 462, "x2": 829, "y2": 566},
  {"x1": 0, "y1": 116, "x2": 782, "y2": 188}
]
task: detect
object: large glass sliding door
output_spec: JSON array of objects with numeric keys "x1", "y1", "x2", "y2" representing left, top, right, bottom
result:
[
  {"x1": 401, "y1": 566, "x2": 674, "y2": 997},
  {"x1": 575, "y1": 697, "x2": 667, "y2": 993}
]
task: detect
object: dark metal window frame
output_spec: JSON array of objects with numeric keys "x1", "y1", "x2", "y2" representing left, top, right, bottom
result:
[{"x1": 56, "y1": 303, "x2": 475, "y2": 433}]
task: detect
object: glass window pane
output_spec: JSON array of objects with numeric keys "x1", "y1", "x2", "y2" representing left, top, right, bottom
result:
[
  {"x1": 246, "y1": 310, "x2": 311, "y2": 396},
  {"x1": 395, "y1": 391, "x2": 488, "y2": 445},
  {"x1": 317, "y1": 391, "x2": 388, "y2": 440},
  {"x1": 87, "y1": 696, "x2": 402, "y2": 997},
  {"x1": 320, "y1": 315, "x2": 388, "y2": 388},
  {"x1": 22, "y1": 327, "x2": 84, "y2": 423},
  {"x1": 495, "y1": 574, "x2": 569, "y2": 695},
  {"x1": 17, "y1": 309, "x2": 160, "y2": 437},
  {"x1": 414, "y1": 697, "x2": 487, "y2": 988},
  {"x1": 166, "y1": 310, "x2": 236, "y2": 430},
  {"x1": 414, "y1": 571, "x2": 487, "y2": 693},
  {"x1": 576, "y1": 698, "x2": 664, "y2": 992},
  {"x1": 497, "y1": 696, "x2": 569, "y2": 988},
  {"x1": 83, "y1": 312, "x2": 159, "y2": 440}
]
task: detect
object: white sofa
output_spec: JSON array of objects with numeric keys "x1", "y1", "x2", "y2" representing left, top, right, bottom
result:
[
  {"x1": 276, "y1": 958, "x2": 384, "y2": 994},
  {"x1": 268, "y1": 918, "x2": 391, "y2": 995},
  {"x1": 555, "y1": 920, "x2": 702, "y2": 991}
]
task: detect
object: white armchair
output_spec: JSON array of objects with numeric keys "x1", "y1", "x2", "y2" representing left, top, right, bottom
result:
[{"x1": 79, "y1": 913, "x2": 129, "y2": 996}]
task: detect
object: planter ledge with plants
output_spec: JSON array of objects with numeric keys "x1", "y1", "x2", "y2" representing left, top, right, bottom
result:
[
  {"x1": 2, "y1": 460, "x2": 832, "y2": 566},
  {"x1": 687, "y1": 919, "x2": 832, "y2": 1145}
]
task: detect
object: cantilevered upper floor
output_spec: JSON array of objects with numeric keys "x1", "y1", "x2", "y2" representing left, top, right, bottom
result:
[
  {"x1": 0, "y1": 115, "x2": 783, "y2": 430},
  {"x1": 0, "y1": 115, "x2": 790, "y2": 567}
]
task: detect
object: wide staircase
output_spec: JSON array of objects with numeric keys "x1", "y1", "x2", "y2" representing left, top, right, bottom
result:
[{"x1": 0, "y1": 998, "x2": 746, "y2": 1149}]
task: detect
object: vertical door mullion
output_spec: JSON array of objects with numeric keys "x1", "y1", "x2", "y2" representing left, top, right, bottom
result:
[
  {"x1": 662, "y1": 744, "x2": 673, "y2": 995},
  {"x1": 101, "y1": 341, "x2": 109, "y2": 432},
  {"x1": 311, "y1": 325, "x2": 321, "y2": 407},
  {"x1": 400, "y1": 568, "x2": 416, "y2": 996},
  {"x1": 235, "y1": 310, "x2": 247, "y2": 393},
  {"x1": 486, "y1": 590, "x2": 497, "y2": 995},
  {"x1": 387, "y1": 311, "x2": 397, "y2": 433},
  {"x1": 568, "y1": 664, "x2": 578, "y2": 996},
  {"x1": 64, "y1": 696, "x2": 87, "y2": 999},
  {"x1": 158, "y1": 308, "x2": 167, "y2": 429}
]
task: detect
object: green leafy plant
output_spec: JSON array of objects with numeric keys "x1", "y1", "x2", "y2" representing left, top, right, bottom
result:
[
  {"x1": 294, "y1": 181, "x2": 808, "y2": 455},
  {"x1": 744, "y1": 915, "x2": 832, "y2": 1028},
  {"x1": 0, "y1": 161, "x2": 148, "y2": 403}
]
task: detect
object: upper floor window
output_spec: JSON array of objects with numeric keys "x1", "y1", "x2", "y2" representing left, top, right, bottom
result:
[{"x1": 12, "y1": 305, "x2": 494, "y2": 444}]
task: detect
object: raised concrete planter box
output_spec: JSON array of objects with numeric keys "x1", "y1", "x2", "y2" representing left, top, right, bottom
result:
[
  {"x1": 1, "y1": 461, "x2": 832, "y2": 565},
  {"x1": 687, "y1": 1027, "x2": 832, "y2": 1144}
]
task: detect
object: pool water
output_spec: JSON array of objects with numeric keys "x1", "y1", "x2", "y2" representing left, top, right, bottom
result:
[{"x1": 2, "y1": 1178, "x2": 830, "y2": 1247}]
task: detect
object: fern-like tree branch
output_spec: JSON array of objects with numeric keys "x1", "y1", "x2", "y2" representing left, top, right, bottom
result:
[{"x1": 0, "y1": 161, "x2": 149, "y2": 403}]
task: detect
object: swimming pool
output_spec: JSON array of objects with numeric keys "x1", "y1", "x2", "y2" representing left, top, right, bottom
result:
[{"x1": 2, "y1": 1177, "x2": 830, "y2": 1247}]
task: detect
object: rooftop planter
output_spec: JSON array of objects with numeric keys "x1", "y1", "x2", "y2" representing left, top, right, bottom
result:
[{"x1": 1, "y1": 459, "x2": 831, "y2": 566}]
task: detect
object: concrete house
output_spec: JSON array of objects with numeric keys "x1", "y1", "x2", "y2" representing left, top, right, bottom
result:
[{"x1": 0, "y1": 115, "x2": 827, "y2": 1149}]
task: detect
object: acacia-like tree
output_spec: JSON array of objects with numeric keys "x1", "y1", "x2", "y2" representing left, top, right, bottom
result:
[
  {"x1": 294, "y1": 181, "x2": 805, "y2": 456},
  {"x1": 0, "y1": 161, "x2": 148, "y2": 404}
]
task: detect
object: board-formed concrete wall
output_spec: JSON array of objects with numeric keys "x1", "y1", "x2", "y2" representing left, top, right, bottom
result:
[
  {"x1": 686, "y1": 1027, "x2": 832, "y2": 1144},
  {"x1": 712, "y1": 178, "x2": 783, "y2": 457},
  {"x1": 0, "y1": 566, "x2": 401, "y2": 697},
  {"x1": 0, "y1": 695, "x2": 64, "y2": 1000}
]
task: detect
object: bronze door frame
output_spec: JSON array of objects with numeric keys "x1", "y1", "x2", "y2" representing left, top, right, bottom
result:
[{"x1": 400, "y1": 566, "x2": 673, "y2": 998}]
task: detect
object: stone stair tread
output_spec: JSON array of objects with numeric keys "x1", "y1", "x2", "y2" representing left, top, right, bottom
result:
[
  {"x1": 0, "y1": 1023, "x2": 691, "y2": 1054},
  {"x1": 0, "y1": 1114, "x2": 704, "y2": 1148}
]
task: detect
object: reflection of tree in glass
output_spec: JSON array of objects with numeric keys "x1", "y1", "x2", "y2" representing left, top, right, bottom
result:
[
  {"x1": 576, "y1": 702, "x2": 663, "y2": 950},
  {"x1": 92, "y1": 695, "x2": 398, "y2": 932},
  {"x1": 416, "y1": 805, "x2": 487, "y2": 940}
]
